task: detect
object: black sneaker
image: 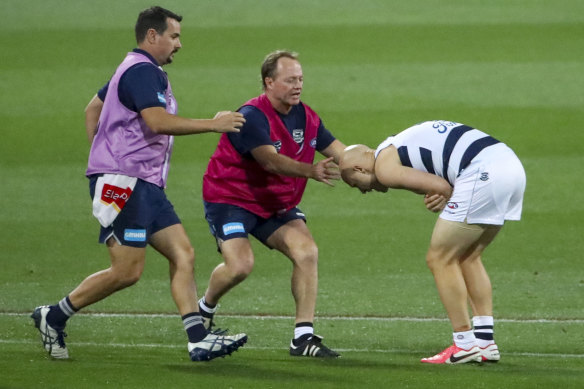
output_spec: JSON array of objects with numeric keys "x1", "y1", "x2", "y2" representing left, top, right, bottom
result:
[{"x1": 289, "y1": 335, "x2": 340, "y2": 358}]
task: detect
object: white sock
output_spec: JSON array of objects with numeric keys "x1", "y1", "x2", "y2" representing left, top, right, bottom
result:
[
  {"x1": 473, "y1": 316, "x2": 495, "y2": 348},
  {"x1": 294, "y1": 325, "x2": 313, "y2": 340},
  {"x1": 453, "y1": 330, "x2": 478, "y2": 350},
  {"x1": 198, "y1": 297, "x2": 217, "y2": 314}
]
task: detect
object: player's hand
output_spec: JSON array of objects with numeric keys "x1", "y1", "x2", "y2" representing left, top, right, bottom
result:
[
  {"x1": 424, "y1": 193, "x2": 447, "y2": 213},
  {"x1": 311, "y1": 156, "x2": 340, "y2": 186},
  {"x1": 212, "y1": 111, "x2": 245, "y2": 133}
]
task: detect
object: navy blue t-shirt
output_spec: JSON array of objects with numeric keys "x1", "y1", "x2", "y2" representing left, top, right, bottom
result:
[
  {"x1": 97, "y1": 49, "x2": 167, "y2": 112},
  {"x1": 228, "y1": 103, "x2": 336, "y2": 158}
]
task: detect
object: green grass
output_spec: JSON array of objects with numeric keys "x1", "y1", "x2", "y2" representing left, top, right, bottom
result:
[{"x1": 1, "y1": 0, "x2": 583, "y2": 388}]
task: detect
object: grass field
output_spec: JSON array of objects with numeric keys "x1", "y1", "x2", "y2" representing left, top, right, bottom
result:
[{"x1": 1, "y1": 0, "x2": 583, "y2": 388}]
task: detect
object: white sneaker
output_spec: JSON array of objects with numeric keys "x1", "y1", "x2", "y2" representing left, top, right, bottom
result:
[
  {"x1": 31, "y1": 305, "x2": 69, "y2": 359},
  {"x1": 188, "y1": 332, "x2": 247, "y2": 361},
  {"x1": 480, "y1": 343, "x2": 500, "y2": 362}
]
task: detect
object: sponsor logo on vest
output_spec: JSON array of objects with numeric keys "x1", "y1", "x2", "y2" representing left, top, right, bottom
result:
[
  {"x1": 273, "y1": 140, "x2": 282, "y2": 153},
  {"x1": 124, "y1": 229, "x2": 147, "y2": 242},
  {"x1": 480, "y1": 172, "x2": 489, "y2": 181},
  {"x1": 310, "y1": 138, "x2": 317, "y2": 148},
  {"x1": 292, "y1": 129, "x2": 304, "y2": 144},
  {"x1": 222, "y1": 222, "x2": 245, "y2": 235}
]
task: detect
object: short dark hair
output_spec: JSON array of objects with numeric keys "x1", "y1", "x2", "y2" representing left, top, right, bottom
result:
[
  {"x1": 135, "y1": 6, "x2": 182, "y2": 43},
  {"x1": 261, "y1": 50, "x2": 299, "y2": 89}
]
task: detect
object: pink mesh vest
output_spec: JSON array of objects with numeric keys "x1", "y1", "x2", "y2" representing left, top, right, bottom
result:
[{"x1": 203, "y1": 94, "x2": 320, "y2": 218}]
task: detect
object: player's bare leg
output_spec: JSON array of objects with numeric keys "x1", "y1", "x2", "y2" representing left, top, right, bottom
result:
[
  {"x1": 459, "y1": 225, "x2": 501, "y2": 362},
  {"x1": 203, "y1": 237, "x2": 255, "y2": 306},
  {"x1": 460, "y1": 225, "x2": 500, "y2": 317},
  {"x1": 150, "y1": 224, "x2": 248, "y2": 361},
  {"x1": 149, "y1": 223, "x2": 198, "y2": 315},
  {"x1": 267, "y1": 219, "x2": 339, "y2": 358},
  {"x1": 426, "y1": 219, "x2": 486, "y2": 331},
  {"x1": 267, "y1": 219, "x2": 319, "y2": 324},
  {"x1": 69, "y1": 239, "x2": 146, "y2": 309},
  {"x1": 422, "y1": 219, "x2": 496, "y2": 364}
]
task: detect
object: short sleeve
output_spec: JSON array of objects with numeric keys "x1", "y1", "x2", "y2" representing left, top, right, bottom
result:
[
  {"x1": 118, "y1": 63, "x2": 168, "y2": 112},
  {"x1": 227, "y1": 105, "x2": 273, "y2": 156},
  {"x1": 316, "y1": 119, "x2": 336, "y2": 151}
]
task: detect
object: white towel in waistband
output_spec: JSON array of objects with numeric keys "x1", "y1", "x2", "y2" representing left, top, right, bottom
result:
[{"x1": 92, "y1": 174, "x2": 138, "y2": 227}]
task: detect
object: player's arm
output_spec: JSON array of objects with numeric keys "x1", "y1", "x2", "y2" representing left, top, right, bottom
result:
[
  {"x1": 251, "y1": 145, "x2": 338, "y2": 186},
  {"x1": 375, "y1": 146, "x2": 452, "y2": 198},
  {"x1": 84, "y1": 94, "x2": 103, "y2": 144},
  {"x1": 320, "y1": 139, "x2": 346, "y2": 164},
  {"x1": 140, "y1": 107, "x2": 244, "y2": 135}
]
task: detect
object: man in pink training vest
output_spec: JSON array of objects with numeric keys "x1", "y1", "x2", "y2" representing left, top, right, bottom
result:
[
  {"x1": 31, "y1": 6, "x2": 247, "y2": 362},
  {"x1": 200, "y1": 50, "x2": 345, "y2": 357}
]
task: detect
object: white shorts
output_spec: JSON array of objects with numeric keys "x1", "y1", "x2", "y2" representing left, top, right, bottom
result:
[{"x1": 440, "y1": 143, "x2": 526, "y2": 225}]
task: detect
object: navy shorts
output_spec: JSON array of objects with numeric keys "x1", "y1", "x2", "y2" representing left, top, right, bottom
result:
[
  {"x1": 89, "y1": 176, "x2": 181, "y2": 248},
  {"x1": 203, "y1": 201, "x2": 307, "y2": 248}
]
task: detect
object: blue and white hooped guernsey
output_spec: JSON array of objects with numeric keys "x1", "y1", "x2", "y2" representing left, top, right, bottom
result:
[{"x1": 375, "y1": 120, "x2": 500, "y2": 185}]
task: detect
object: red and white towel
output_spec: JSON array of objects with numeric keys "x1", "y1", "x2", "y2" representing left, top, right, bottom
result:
[{"x1": 92, "y1": 174, "x2": 137, "y2": 227}]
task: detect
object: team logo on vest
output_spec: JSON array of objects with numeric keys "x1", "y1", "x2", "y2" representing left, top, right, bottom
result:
[
  {"x1": 310, "y1": 138, "x2": 317, "y2": 148},
  {"x1": 480, "y1": 172, "x2": 489, "y2": 181},
  {"x1": 292, "y1": 129, "x2": 304, "y2": 144},
  {"x1": 273, "y1": 140, "x2": 282, "y2": 152}
]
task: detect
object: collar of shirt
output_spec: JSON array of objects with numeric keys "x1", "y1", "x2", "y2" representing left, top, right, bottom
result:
[{"x1": 132, "y1": 48, "x2": 160, "y2": 67}]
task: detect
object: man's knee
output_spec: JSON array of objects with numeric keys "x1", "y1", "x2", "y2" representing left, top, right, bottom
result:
[
  {"x1": 175, "y1": 245, "x2": 195, "y2": 270},
  {"x1": 289, "y1": 242, "x2": 319, "y2": 268},
  {"x1": 111, "y1": 264, "x2": 144, "y2": 289},
  {"x1": 222, "y1": 252, "x2": 254, "y2": 282},
  {"x1": 426, "y1": 245, "x2": 451, "y2": 270}
]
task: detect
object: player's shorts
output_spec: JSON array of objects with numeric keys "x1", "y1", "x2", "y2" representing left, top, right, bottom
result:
[
  {"x1": 89, "y1": 175, "x2": 181, "y2": 247},
  {"x1": 439, "y1": 143, "x2": 526, "y2": 225},
  {"x1": 203, "y1": 201, "x2": 307, "y2": 248}
]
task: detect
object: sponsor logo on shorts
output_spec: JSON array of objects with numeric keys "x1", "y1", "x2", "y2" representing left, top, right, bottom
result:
[
  {"x1": 222, "y1": 222, "x2": 245, "y2": 235},
  {"x1": 157, "y1": 92, "x2": 166, "y2": 104},
  {"x1": 124, "y1": 229, "x2": 146, "y2": 242},
  {"x1": 447, "y1": 202, "x2": 459, "y2": 209},
  {"x1": 480, "y1": 172, "x2": 489, "y2": 181}
]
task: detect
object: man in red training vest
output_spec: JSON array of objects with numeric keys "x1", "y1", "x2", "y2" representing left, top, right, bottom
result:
[{"x1": 200, "y1": 50, "x2": 345, "y2": 358}]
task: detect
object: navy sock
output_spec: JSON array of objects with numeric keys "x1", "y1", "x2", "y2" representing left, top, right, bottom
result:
[
  {"x1": 182, "y1": 312, "x2": 208, "y2": 343},
  {"x1": 46, "y1": 296, "x2": 78, "y2": 329}
]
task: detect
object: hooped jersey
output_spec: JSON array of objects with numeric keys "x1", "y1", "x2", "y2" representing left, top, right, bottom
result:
[{"x1": 375, "y1": 120, "x2": 500, "y2": 186}]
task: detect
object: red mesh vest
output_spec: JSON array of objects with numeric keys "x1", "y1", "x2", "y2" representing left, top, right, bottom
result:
[{"x1": 202, "y1": 94, "x2": 320, "y2": 218}]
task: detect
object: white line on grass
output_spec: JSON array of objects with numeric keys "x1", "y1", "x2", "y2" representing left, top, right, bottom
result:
[
  {"x1": 1, "y1": 339, "x2": 583, "y2": 359},
  {"x1": 2, "y1": 311, "x2": 583, "y2": 324}
]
